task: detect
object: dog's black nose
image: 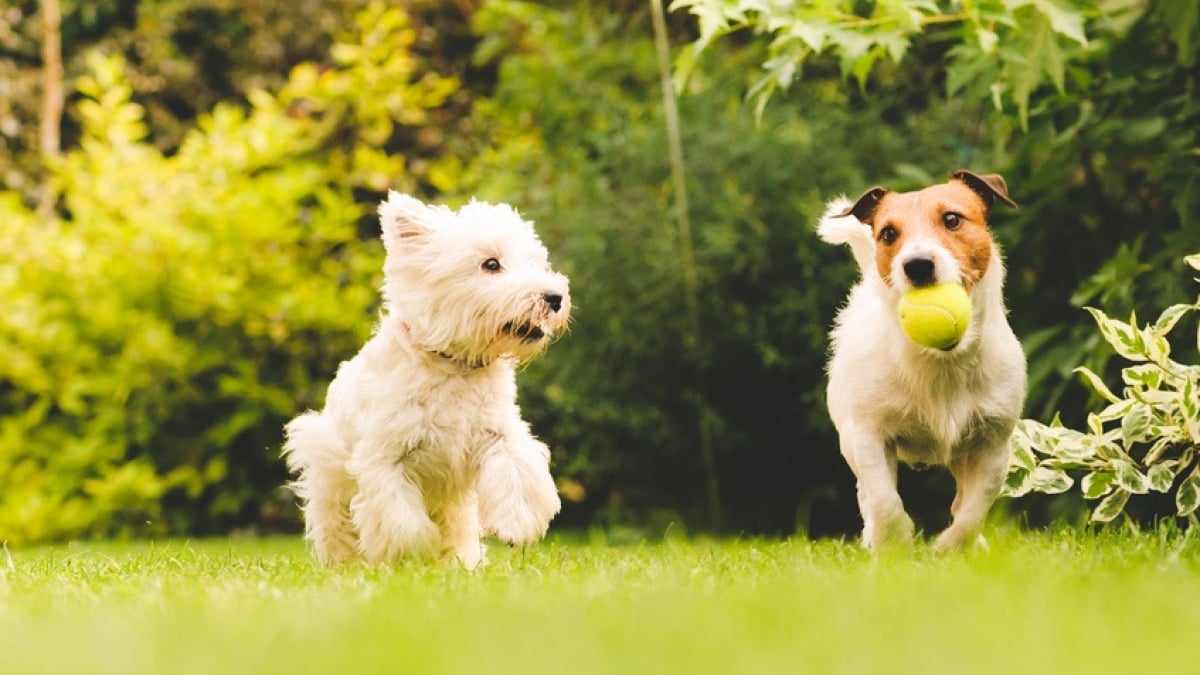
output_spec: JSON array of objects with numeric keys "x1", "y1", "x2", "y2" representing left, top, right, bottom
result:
[
  {"x1": 903, "y1": 258, "x2": 935, "y2": 286},
  {"x1": 543, "y1": 293, "x2": 563, "y2": 313}
]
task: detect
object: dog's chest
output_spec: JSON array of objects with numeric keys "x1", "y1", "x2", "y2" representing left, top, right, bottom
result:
[
  {"x1": 400, "y1": 372, "x2": 509, "y2": 471},
  {"x1": 879, "y1": 368, "x2": 989, "y2": 465}
]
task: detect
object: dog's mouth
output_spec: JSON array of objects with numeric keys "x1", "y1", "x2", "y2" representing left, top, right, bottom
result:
[{"x1": 503, "y1": 321, "x2": 546, "y2": 342}]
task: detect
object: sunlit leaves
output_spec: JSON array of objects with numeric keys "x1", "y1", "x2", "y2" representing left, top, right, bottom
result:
[
  {"x1": 671, "y1": 0, "x2": 1099, "y2": 127},
  {"x1": 0, "y1": 5, "x2": 458, "y2": 544}
]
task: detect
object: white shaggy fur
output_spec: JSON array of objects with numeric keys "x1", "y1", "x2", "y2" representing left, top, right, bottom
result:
[
  {"x1": 283, "y1": 192, "x2": 570, "y2": 568},
  {"x1": 819, "y1": 193, "x2": 1026, "y2": 551}
]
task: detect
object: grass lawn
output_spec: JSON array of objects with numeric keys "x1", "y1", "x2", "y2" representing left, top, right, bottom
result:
[{"x1": 2, "y1": 529, "x2": 1198, "y2": 675}]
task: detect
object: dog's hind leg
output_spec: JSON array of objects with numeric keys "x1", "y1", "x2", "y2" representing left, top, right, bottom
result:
[
  {"x1": 935, "y1": 442, "x2": 1009, "y2": 551},
  {"x1": 284, "y1": 412, "x2": 358, "y2": 564}
]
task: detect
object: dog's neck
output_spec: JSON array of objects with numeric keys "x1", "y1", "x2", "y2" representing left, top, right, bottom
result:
[{"x1": 397, "y1": 321, "x2": 490, "y2": 372}]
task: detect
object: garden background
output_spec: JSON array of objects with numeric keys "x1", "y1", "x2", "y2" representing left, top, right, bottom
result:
[{"x1": 1, "y1": 0, "x2": 1197, "y2": 546}]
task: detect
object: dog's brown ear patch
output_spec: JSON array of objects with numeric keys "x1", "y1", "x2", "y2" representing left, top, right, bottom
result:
[
  {"x1": 837, "y1": 186, "x2": 890, "y2": 224},
  {"x1": 951, "y1": 170, "x2": 1017, "y2": 210}
]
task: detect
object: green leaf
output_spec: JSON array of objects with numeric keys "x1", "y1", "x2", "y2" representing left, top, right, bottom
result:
[
  {"x1": 1081, "y1": 471, "x2": 1116, "y2": 499},
  {"x1": 1155, "y1": 1, "x2": 1198, "y2": 67},
  {"x1": 1034, "y1": 0, "x2": 1088, "y2": 46},
  {"x1": 1112, "y1": 458, "x2": 1150, "y2": 494},
  {"x1": 1176, "y1": 465, "x2": 1200, "y2": 516},
  {"x1": 787, "y1": 20, "x2": 828, "y2": 53},
  {"x1": 1147, "y1": 462, "x2": 1176, "y2": 493},
  {"x1": 1092, "y1": 488, "x2": 1131, "y2": 522}
]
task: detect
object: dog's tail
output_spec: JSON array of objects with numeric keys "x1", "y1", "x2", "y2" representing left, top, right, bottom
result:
[
  {"x1": 817, "y1": 197, "x2": 874, "y2": 273},
  {"x1": 282, "y1": 411, "x2": 346, "y2": 501}
]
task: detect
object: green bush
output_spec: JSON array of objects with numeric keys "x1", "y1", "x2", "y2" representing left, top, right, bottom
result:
[
  {"x1": 0, "y1": 5, "x2": 457, "y2": 544},
  {"x1": 1005, "y1": 253, "x2": 1200, "y2": 525},
  {"x1": 464, "y1": 1, "x2": 996, "y2": 535}
]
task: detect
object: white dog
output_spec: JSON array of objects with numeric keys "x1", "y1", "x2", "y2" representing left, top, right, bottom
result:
[
  {"x1": 283, "y1": 193, "x2": 570, "y2": 569},
  {"x1": 819, "y1": 170, "x2": 1026, "y2": 551}
]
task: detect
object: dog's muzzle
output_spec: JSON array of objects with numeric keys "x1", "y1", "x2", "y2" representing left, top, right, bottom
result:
[
  {"x1": 903, "y1": 257, "x2": 936, "y2": 287},
  {"x1": 504, "y1": 322, "x2": 546, "y2": 342}
]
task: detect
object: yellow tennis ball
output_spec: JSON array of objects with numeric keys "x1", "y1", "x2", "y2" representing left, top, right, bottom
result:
[{"x1": 898, "y1": 283, "x2": 972, "y2": 350}]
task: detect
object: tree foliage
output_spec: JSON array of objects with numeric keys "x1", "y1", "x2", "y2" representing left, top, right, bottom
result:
[
  {"x1": 464, "y1": 0, "x2": 1004, "y2": 534},
  {"x1": 1, "y1": 0, "x2": 1197, "y2": 542},
  {"x1": 671, "y1": 0, "x2": 1093, "y2": 126},
  {"x1": 0, "y1": 4, "x2": 456, "y2": 543}
]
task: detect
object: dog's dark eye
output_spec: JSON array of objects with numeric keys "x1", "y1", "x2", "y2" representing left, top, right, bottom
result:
[
  {"x1": 481, "y1": 258, "x2": 502, "y2": 272},
  {"x1": 879, "y1": 226, "x2": 898, "y2": 245},
  {"x1": 942, "y1": 212, "x2": 962, "y2": 230}
]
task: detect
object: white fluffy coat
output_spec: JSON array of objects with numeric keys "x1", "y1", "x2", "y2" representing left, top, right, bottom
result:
[{"x1": 284, "y1": 193, "x2": 570, "y2": 568}]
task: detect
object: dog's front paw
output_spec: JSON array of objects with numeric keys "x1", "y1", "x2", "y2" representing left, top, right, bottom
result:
[
  {"x1": 932, "y1": 527, "x2": 988, "y2": 553},
  {"x1": 863, "y1": 511, "x2": 916, "y2": 551},
  {"x1": 477, "y1": 449, "x2": 561, "y2": 546}
]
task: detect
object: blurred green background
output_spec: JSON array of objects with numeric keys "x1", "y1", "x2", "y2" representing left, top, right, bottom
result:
[{"x1": 0, "y1": 0, "x2": 1196, "y2": 545}]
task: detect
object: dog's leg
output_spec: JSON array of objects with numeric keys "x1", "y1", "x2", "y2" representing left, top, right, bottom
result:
[
  {"x1": 302, "y1": 477, "x2": 360, "y2": 564},
  {"x1": 348, "y1": 460, "x2": 440, "y2": 563},
  {"x1": 477, "y1": 424, "x2": 561, "y2": 546},
  {"x1": 935, "y1": 443, "x2": 1009, "y2": 551},
  {"x1": 844, "y1": 426, "x2": 914, "y2": 550},
  {"x1": 435, "y1": 492, "x2": 486, "y2": 570},
  {"x1": 283, "y1": 412, "x2": 358, "y2": 564}
]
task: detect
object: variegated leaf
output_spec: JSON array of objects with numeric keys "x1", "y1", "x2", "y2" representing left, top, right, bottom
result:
[
  {"x1": 1121, "y1": 363, "x2": 1162, "y2": 391},
  {"x1": 1074, "y1": 366, "x2": 1120, "y2": 404},
  {"x1": 1003, "y1": 466, "x2": 1034, "y2": 498},
  {"x1": 1143, "y1": 436, "x2": 1174, "y2": 466},
  {"x1": 1112, "y1": 458, "x2": 1151, "y2": 494},
  {"x1": 1008, "y1": 430, "x2": 1038, "y2": 471},
  {"x1": 1096, "y1": 399, "x2": 1134, "y2": 422},
  {"x1": 1152, "y1": 303, "x2": 1195, "y2": 336},
  {"x1": 1176, "y1": 465, "x2": 1200, "y2": 517},
  {"x1": 1182, "y1": 375, "x2": 1200, "y2": 443},
  {"x1": 1029, "y1": 466, "x2": 1073, "y2": 494},
  {"x1": 1120, "y1": 404, "x2": 1154, "y2": 446},
  {"x1": 1085, "y1": 307, "x2": 1147, "y2": 361},
  {"x1": 1143, "y1": 330, "x2": 1171, "y2": 366},
  {"x1": 1081, "y1": 471, "x2": 1116, "y2": 499},
  {"x1": 1147, "y1": 462, "x2": 1177, "y2": 493},
  {"x1": 1092, "y1": 488, "x2": 1131, "y2": 522}
]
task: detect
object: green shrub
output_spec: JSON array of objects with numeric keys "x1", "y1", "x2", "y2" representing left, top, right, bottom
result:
[
  {"x1": 0, "y1": 4, "x2": 457, "y2": 544},
  {"x1": 464, "y1": 1, "x2": 997, "y2": 534},
  {"x1": 1005, "y1": 253, "x2": 1200, "y2": 525}
]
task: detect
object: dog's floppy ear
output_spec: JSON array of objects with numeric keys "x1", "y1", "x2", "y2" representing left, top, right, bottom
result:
[
  {"x1": 378, "y1": 191, "x2": 438, "y2": 247},
  {"x1": 835, "y1": 186, "x2": 889, "y2": 224},
  {"x1": 950, "y1": 169, "x2": 1017, "y2": 210}
]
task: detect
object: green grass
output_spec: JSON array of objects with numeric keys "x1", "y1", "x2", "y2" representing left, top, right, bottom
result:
[{"x1": 2, "y1": 529, "x2": 1198, "y2": 675}]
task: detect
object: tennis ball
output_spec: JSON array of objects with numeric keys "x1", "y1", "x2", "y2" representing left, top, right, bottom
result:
[{"x1": 898, "y1": 283, "x2": 972, "y2": 350}]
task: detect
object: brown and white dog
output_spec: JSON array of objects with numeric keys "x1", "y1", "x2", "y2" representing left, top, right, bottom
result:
[{"x1": 818, "y1": 170, "x2": 1026, "y2": 551}]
